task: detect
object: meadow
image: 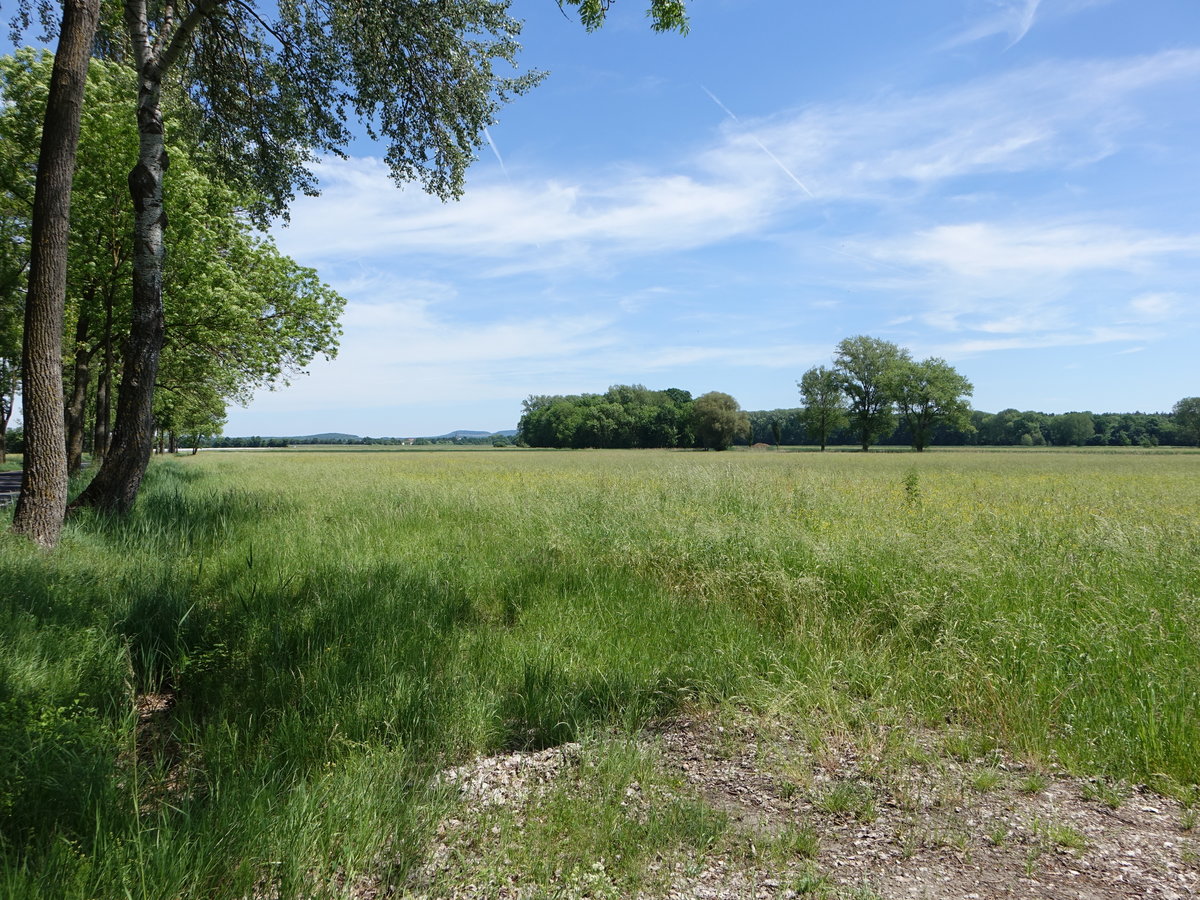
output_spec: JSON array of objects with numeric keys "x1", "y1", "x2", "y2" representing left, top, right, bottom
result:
[{"x1": 1, "y1": 447, "x2": 1197, "y2": 897}]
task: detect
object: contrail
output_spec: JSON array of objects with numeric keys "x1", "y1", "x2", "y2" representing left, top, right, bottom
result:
[
  {"x1": 483, "y1": 126, "x2": 508, "y2": 177},
  {"x1": 701, "y1": 85, "x2": 814, "y2": 198}
]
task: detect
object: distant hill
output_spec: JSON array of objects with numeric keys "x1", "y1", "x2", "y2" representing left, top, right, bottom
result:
[
  {"x1": 221, "y1": 429, "x2": 518, "y2": 442},
  {"x1": 288, "y1": 432, "x2": 362, "y2": 442}
]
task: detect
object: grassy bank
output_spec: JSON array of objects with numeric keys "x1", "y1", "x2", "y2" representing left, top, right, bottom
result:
[{"x1": 1, "y1": 449, "x2": 1196, "y2": 896}]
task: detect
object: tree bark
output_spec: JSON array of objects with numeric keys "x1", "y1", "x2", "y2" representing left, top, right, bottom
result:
[
  {"x1": 12, "y1": 0, "x2": 102, "y2": 547},
  {"x1": 72, "y1": 37, "x2": 166, "y2": 510},
  {"x1": 92, "y1": 289, "x2": 114, "y2": 462},
  {"x1": 65, "y1": 307, "x2": 93, "y2": 476}
]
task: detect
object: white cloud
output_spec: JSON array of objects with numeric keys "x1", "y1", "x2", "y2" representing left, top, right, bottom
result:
[
  {"x1": 938, "y1": 324, "x2": 1154, "y2": 355},
  {"x1": 842, "y1": 221, "x2": 1198, "y2": 351},
  {"x1": 718, "y1": 49, "x2": 1200, "y2": 201},
  {"x1": 275, "y1": 49, "x2": 1200, "y2": 272},
  {"x1": 1124, "y1": 292, "x2": 1179, "y2": 323},
  {"x1": 866, "y1": 222, "x2": 1199, "y2": 279},
  {"x1": 942, "y1": 0, "x2": 1113, "y2": 50}
]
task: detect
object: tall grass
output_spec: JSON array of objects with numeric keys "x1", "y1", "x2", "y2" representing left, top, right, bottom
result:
[{"x1": 1, "y1": 448, "x2": 1197, "y2": 896}]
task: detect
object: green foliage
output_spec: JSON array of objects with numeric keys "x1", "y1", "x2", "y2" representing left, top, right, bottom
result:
[
  {"x1": 518, "y1": 384, "x2": 695, "y2": 448},
  {"x1": 1173, "y1": 397, "x2": 1200, "y2": 446},
  {"x1": 0, "y1": 49, "x2": 346, "y2": 446},
  {"x1": 833, "y1": 335, "x2": 909, "y2": 451},
  {"x1": 1050, "y1": 411, "x2": 1096, "y2": 447},
  {"x1": 559, "y1": 0, "x2": 691, "y2": 33},
  {"x1": 693, "y1": 391, "x2": 750, "y2": 450},
  {"x1": 884, "y1": 356, "x2": 973, "y2": 452},
  {"x1": 798, "y1": 365, "x2": 848, "y2": 450}
]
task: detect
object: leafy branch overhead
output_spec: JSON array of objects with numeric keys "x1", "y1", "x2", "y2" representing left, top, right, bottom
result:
[{"x1": 558, "y1": 0, "x2": 689, "y2": 33}]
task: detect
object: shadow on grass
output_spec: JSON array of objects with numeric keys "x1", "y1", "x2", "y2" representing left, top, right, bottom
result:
[{"x1": 74, "y1": 461, "x2": 291, "y2": 552}]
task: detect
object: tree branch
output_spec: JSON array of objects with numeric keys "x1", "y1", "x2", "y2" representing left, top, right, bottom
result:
[
  {"x1": 123, "y1": 0, "x2": 151, "y2": 70},
  {"x1": 155, "y1": 0, "x2": 225, "y2": 76}
]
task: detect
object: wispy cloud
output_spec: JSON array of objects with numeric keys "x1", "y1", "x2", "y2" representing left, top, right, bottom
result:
[
  {"x1": 852, "y1": 220, "x2": 1198, "y2": 337},
  {"x1": 1123, "y1": 292, "x2": 1181, "y2": 323},
  {"x1": 944, "y1": 0, "x2": 1043, "y2": 49},
  {"x1": 714, "y1": 49, "x2": 1200, "y2": 200},
  {"x1": 938, "y1": 325, "x2": 1155, "y2": 355},
  {"x1": 942, "y1": 0, "x2": 1113, "y2": 50},
  {"x1": 866, "y1": 222, "x2": 1199, "y2": 279},
  {"x1": 278, "y1": 49, "x2": 1200, "y2": 274}
]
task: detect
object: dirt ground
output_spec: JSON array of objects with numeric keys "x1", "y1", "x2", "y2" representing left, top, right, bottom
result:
[
  {"x1": 419, "y1": 712, "x2": 1198, "y2": 900},
  {"x1": 651, "y1": 714, "x2": 1197, "y2": 899}
]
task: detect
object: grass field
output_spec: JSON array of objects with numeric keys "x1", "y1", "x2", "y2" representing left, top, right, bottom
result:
[{"x1": 1, "y1": 448, "x2": 1197, "y2": 897}]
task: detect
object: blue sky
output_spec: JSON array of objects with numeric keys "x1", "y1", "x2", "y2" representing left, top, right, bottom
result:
[{"x1": 227, "y1": 0, "x2": 1200, "y2": 437}]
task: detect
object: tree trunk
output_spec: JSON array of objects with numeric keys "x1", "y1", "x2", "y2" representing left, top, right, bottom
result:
[
  {"x1": 92, "y1": 286, "x2": 114, "y2": 462},
  {"x1": 71, "y1": 0, "x2": 220, "y2": 514},
  {"x1": 65, "y1": 307, "x2": 93, "y2": 476},
  {"x1": 72, "y1": 53, "x2": 168, "y2": 513},
  {"x1": 12, "y1": 0, "x2": 102, "y2": 547},
  {"x1": 0, "y1": 379, "x2": 13, "y2": 465}
]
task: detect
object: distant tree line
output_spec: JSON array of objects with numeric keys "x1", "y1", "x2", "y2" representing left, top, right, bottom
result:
[
  {"x1": 746, "y1": 407, "x2": 1193, "y2": 448},
  {"x1": 514, "y1": 336, "x2": 1197, "y2": 453}
]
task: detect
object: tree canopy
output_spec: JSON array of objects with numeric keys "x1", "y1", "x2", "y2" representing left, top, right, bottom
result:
[
  {"x1": 693, "y1": 391, "x2": 749, "y2": 451},
  {"x1": 833, "y1": 335, "x2": 909, "y2": 451},
  {"x1": 0, "y1": 48, "x2": 344, "y2": 474},
  {"x1": 884, "y1": 357, "x2": 973, "y2": 452},
  {"x1": 519, "y1": 385, "x2": 695, "y2": 449},
  {"x1": 1172, "y1": 397, "x2": 1200, "y2": 446},
  {"x1": 797, "y1": 365, "x2": 847, "y2": 451}
]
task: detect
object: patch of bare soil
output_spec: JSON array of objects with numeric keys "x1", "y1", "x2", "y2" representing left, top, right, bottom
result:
[
  {"x1": 652, "y1": 713, "x2": 1198, "y2": 899},
  {"x1": 122, "y1": 690, "x2": 191, "y2": 813},
  {"x1": 402, "y1": 713, "x2": 1198, "y2": 899}
]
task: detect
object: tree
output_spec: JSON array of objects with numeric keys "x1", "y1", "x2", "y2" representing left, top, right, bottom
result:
[
  {"x1": 1050, "y1": 411, "x2": 1095, "y2": 447},
  {"x1": 0, "y1": 51, "x2": 38, "y2": 468},
  {"x1": 0, "y1": 49, "x2": 343, "y2": 476},
  {"x1": 833, "y1": 335, "x2": 908, "y2": 452},
  {"x1": 693, "y1": 391, "x2": 749, "y2": 451},
  {"x1": 517, "y1": 385, "x2": 694, "y2": 449},
  {"x1": 1173, "y1": 397, "x2": 1200, "y2": 446},
  {"x1": 797, "y1": 365, "x2": 847, "y2": 451},
  {"x1": 10, "y1": 0, "x2": 101, "y2": 547},
  {"x1": 884, "y1": 357, "x2": 973, "y2": 452},
  {"x1": 74, "y1": 0, "x2": 690, "y2": 515}
]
